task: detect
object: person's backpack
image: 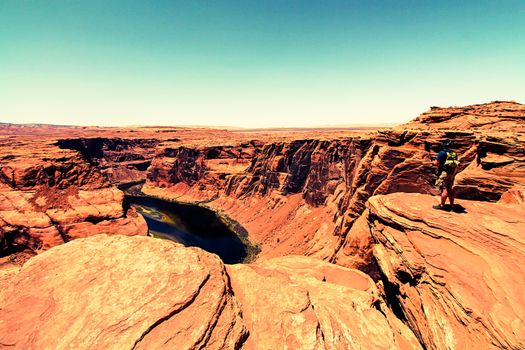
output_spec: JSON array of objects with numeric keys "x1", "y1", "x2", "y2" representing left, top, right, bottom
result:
[{"x1": 443, "y1": 151, "x2": 460, "y2": 171}]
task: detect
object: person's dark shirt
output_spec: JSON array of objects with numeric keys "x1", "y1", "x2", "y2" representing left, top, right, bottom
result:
[{"x1": 436, "y1": 148, "x2": 452, "y2": 174}]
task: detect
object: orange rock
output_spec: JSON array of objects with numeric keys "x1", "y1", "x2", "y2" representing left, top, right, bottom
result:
[
  {"x1": 144, "y1": 124, "x2": 524, "y2": 265},
  {"x1": 401, "y1": 101, "x2": 525, "y2": 131},
  {"x1": 227, "y1": 255, "x2": 421, "y2": 349},
  {"x1": 361, "y1": 193, "x2": 525, "y2": 349},
  {"x1": 0, "y1": 235, "x2": 423, "y2": 349},
  {"x1": 499, "y1": 186, "x2": 525, "y2": 204},
  {"x1": 0, "y1": 135, "x2": 148, "y2": 257},
  {"x1": 0, "y1": 235, "x2": 247, "y2": 349}
]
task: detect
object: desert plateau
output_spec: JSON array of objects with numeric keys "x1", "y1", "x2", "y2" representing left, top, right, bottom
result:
[
  {"x1": 1, "y1": 101, "x2": 524, "y2": 349},
  {"x1": 2, "y1": 1, "x2": 524, "y2": 348}
]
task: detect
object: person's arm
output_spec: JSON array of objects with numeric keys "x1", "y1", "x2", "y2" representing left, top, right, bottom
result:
[{"x1": 435, "y1": 151, "x2": 445, "y2": 174}]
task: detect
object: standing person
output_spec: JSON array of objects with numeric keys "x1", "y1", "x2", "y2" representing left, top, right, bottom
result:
[{"x1": 433, "y1": 140, "x2": 459, "y2": 210}]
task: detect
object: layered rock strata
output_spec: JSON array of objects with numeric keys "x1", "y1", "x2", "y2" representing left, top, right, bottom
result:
[
  {"x1": 144, "y1": 126, "x2": 525, "y2": 262},
  {"x1": 1, "y1": 101, "x2": 524, "y2": 349},
  {"x1": 350, "y1": 193, "x2": 525, "y2": 349},
  {"x1": 0, "y1": 234, "x2": 421, "y2": 349},
  {"x1": 57, "y1": 137, "x2": 160, "y2": 185},
  {"x1": 0, "y1": 137, "x2": 147, "y2": 261},
  {"x1": 401, "y1": 100, "x2": 525, "y2": 131}
]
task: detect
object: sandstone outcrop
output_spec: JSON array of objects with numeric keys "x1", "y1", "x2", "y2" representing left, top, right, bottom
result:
[
  {"x1": 146, "y1": 142, "x2": 262, "y2": 201},
  {"x1": 144, "y1": 125, "x2": 524, "y2": 262},
  {"x1": 1, "y1": 101, "x2": 525, "y2": 349},
  {"x1": 57, "y1": 137, "x2": 160, "y2": 185},
  {"x1": 352, "y1": 193, "x2": 525, "y2": 349},
  {"x1": 0, "y1": 235, "x2": 247, "y2": 349},
  {"x1": 228, "y1": 256, "x2": 421, "y2": 349},
  {"x1": 3, "y1": 102, "x2": 523, "y2": 265},
  {"x1": 400, "y1": 101, "x2": 525, "y2": 131},
  {"x1": 0, "y1": 234, "x2": 422, "y2": 349},
  {"x1": 0, "y1": 136, "x2": 147, "y2": 260},
  {"x1": 499, "y1": 185, "x2": 525, "y2": 204}
]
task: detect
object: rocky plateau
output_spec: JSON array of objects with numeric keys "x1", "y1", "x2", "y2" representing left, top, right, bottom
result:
[{"x1": 1, "y1": 101, "x2": 524, "y2": 349}]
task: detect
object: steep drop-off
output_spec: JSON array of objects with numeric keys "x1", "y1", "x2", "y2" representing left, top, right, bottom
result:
[
  {"x1": 143, "y1": 102, "x2": 525, "y2": 263},
  {"x1": 0, "y1": 136, "x2": 147, "y2": 263},
  {"x1": 1, "y1": 101, "x2": 524, "y2": 349},
  {"x1": 56, "y1": 137, "x2": 161, "y2": 185},
  {"x1": 355, "y1": 192, "x2": 525, "y2": 349}
]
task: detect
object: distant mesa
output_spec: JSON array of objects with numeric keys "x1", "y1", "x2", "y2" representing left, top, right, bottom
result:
[{"x1": 401, "y1": 100, "x2": 525, "y2": 132}]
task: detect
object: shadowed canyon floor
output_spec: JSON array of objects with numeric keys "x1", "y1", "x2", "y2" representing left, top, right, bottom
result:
[{"x1": 1, "y1": 101, "x2": 524, "y2": 349}]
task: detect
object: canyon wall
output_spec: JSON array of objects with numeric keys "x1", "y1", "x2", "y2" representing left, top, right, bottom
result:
[
  {"x1": 143, "y1": 102, "x2": 525, "y2": 263},
  {"x1": 358, "y1": 192, "x2": 525, "y2": 349},
  {"x1": 2, "y1": 101, "x2": 523, "y2": 265},
  {"x1": 56, "y1": 137, "x2": 161, "y2": 185},
  {"x1": 0, "y1": 136, "x2": 147, "y2": 262},
  {"x1": 1, "y1": 101, "x2": 524, "y2": 349}
]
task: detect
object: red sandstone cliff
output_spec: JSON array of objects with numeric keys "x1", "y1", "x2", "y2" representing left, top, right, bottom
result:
[
  {"x1": 345, "y1": 192, "x2": 525, "y2": 348},
  {"x1": 399, "y1": 100, "x2": 525, "y2": 131},
  {"x1": 2, "y1": 102, "x2": 523, "y2": 265},
  {"x1": 0, "y1": 234, "x2": 421, "y2": 349},
  {"x1": 0, "y1": 136, "x2": 147, "y2": 263},
  {"x1": 1, "y1": 188, "x2": 523, "y2": 349},
  {"x1": 1, "y1": 101, "x2": 524, "y2": 349},
  {"x1": 143, "y1": 102, "x2": 525, "y2": 263}
]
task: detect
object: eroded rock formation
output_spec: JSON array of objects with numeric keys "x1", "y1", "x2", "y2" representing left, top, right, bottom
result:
[
  {"x1": 0, "y1": 136, "x2": 147, "y2": 262},
  {"x1": 354, "y1": 193, "x2": 525, "y2": 349},
  {"x1": 400, "y1": 100, "x2": 525, "y2": 131},
  {"x1": 143, "y1": 102, "x2": 525, "y2": 262},
  {"x1": 57, "y1": 137, "x2": 160, "y2": 185},
  {"x1": 1, "y1": 101, "x2": 524, "y2": 349},
  {"x1": 0, "y1": 234, "x2": 421, "y2": 349},
  {"x1": 0, "y1": 235, "x2": 247, "y2": 349}
]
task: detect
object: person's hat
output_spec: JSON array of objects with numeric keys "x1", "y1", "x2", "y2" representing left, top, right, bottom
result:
[{"x1": 442, "y1": 139, "x2": 453, "y2": 147}]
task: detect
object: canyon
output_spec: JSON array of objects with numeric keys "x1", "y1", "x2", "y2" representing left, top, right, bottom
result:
[{"x1": 0, "y1": 101, "x2": 524, "y2": 349}]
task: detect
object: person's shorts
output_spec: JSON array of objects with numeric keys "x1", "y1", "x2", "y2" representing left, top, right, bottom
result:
[{"x1": 435, "y1": 171, "x2": 455, "y2": 192}]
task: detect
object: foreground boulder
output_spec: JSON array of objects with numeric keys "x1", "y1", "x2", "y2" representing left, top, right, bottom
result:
[
  {"x1": 360, "y1": 193, "x2": 525, "y2": 349},
  {"x1": 228, "y1": 256, "x2": 421, "y2": 349},
  {"x1": 0, "y1": 235, "x2": 247, "y2": 349},
  {"x1": 0, "y1": 234, "x2": 422, "y2": 349}
]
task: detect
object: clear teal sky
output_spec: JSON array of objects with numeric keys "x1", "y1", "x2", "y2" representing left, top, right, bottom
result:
[{"x1": 1, "y1": 1, "x2": 524, "y2": 127}]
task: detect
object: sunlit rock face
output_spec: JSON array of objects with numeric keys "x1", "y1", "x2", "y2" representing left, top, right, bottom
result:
[
  {"x1": 0, "y1": 234, "x2": 421, "y2": 350},
  {"x1": 1, "y1": 101, "x2": 524, "y2": 349},
  {"x1": 352, "y1": 193, "x2": 525, "y2": 349},
  {"x1": 56, "y1": 137, "x2": 161, "y2": 185},
  {"x1": 399, "y1": 101, "x2": 525, "y2": 131},
  {"x1": 0, "y1": 136, "x2": 147, "y2": 262},
  {"x1": 144, "y1": 102, "x2": 525, "y2": 262}
]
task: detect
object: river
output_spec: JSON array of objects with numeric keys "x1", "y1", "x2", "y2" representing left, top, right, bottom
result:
[{"x1": 126, "y1": 195, "x2": 249, "y2": 264}]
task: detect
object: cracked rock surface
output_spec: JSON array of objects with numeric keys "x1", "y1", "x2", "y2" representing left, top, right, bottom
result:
[
  {"x1": 0, "y1": 235, "x2": 247, "y2": 349},
  {"x1": 0, "y1": 234, "x2": 423, "y2": 349},
  {"x1": 364, "y1": 193, "x2": 525, "y2": 349},
  {"x1": 227, "y1": 256, "x2": 421, "y2": 349}
]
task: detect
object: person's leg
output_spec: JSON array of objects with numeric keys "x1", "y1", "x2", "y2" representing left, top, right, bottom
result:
[
  {"x1": 448, "y1": 171, "x2": 456, "y2": 206},
  {"x1": 434, "y1": 172, "x2": 446, "y2": 208},
  {"x1": 441, "y1": 188, "x2": 448, "y2": 206}
]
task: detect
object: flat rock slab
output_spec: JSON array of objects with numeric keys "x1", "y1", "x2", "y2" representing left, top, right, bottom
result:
[
  {"x1": 366, "y1": 193, "x2": 525, "y2": 349},
  {"x1": 227, "y1": 256, "x2": 421, "y2": 349}
]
